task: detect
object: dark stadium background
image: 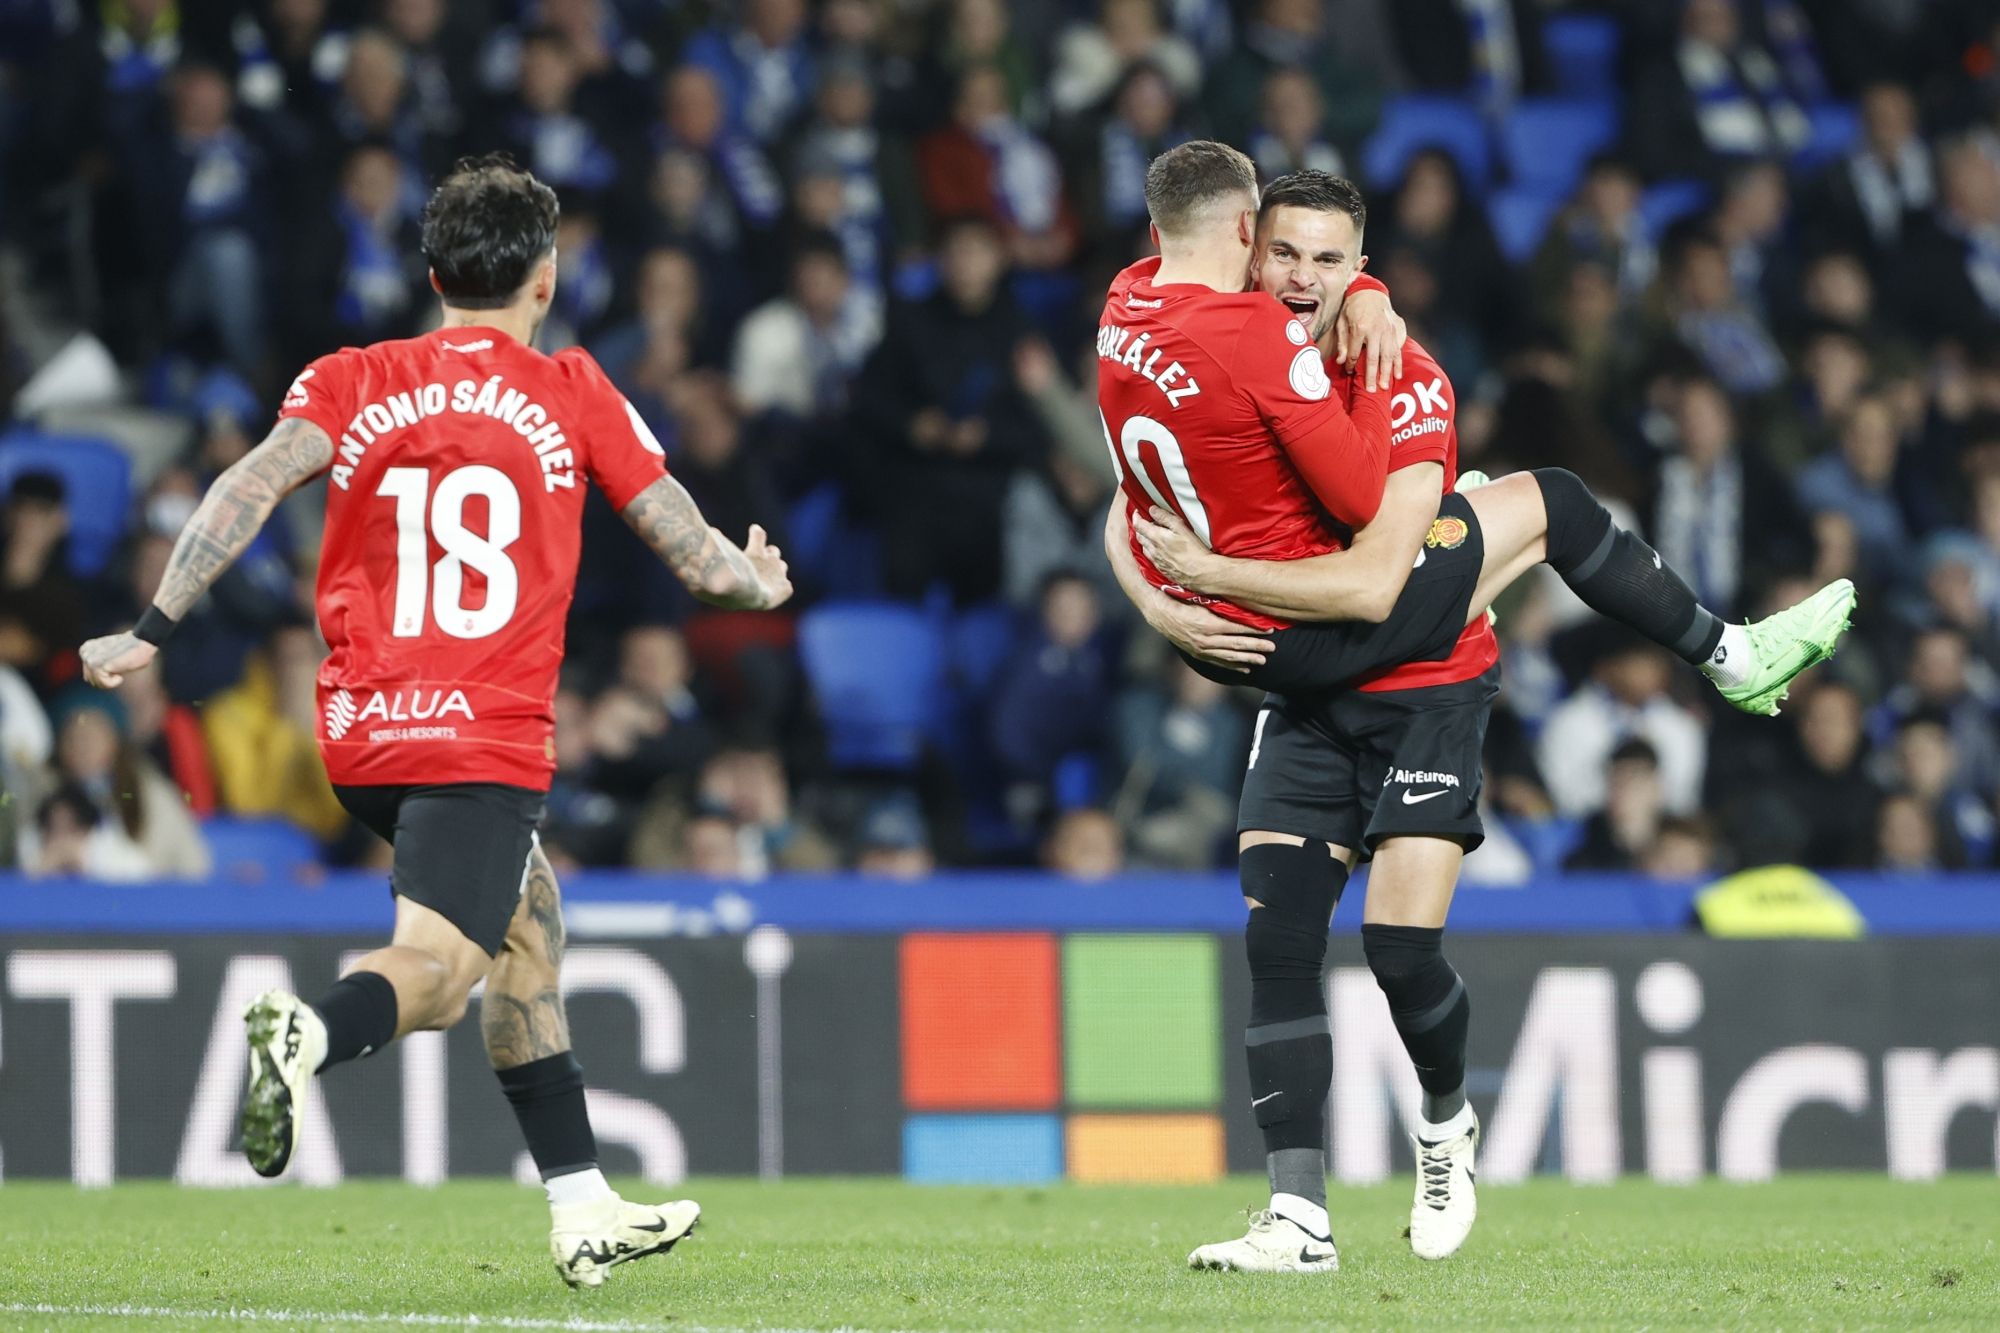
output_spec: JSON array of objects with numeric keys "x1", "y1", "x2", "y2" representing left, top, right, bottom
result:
[{"x1": 1, "y1": 0, "x2": 1999, "y2": 1193}]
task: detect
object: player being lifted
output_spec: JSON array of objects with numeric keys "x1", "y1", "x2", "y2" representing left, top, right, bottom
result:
[
  {"x1": 78, "y1": 156, "x2": 792, "y2": 1289},
  {"x1": 1096, "y1": 148, "x2": 1854, "y2": 1273}
]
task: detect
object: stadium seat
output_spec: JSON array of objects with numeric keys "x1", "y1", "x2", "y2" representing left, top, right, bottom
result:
[
  {"x1": 1514, "y1": 816, "x2": 1587, "y2": 874},
  {"x1": 798, "y1": 601, "x2": 946, "y2": 771},
  {"x1": 1793, "y1": 102, "x2": 1860, "y2": 172},
  {"x1": 1488, "y1": 185, "x2": 1567, "y2": 263},
  {"x1": 1639, "y1": 179, "x2": 1714, "y2": 240},
  {"x1": 0, "y1": 430, "x2": 133, "y2": 578},
  {"x1": 1499, "y1": 98, "x2": 1621, "y2": 196},
  {"x1": 785, "y1": 484, "x2": 884, "y2": 600},
  {"x1": 946, "y1": 601, "x2": 1020, "y2": 701},
  {"x1": 202, "y1": 816, "x2": 321, "y2": 881},
  {"x1": 1361, "y1": 96, "x2": 1491, "y2": 194},
  {"x1": 1542, "y1": 12, "x2": 1622, "y2": 99}
]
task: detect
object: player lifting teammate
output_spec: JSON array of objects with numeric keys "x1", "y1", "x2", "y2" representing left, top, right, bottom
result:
[
  {"x1": 78, "y1": 155, "x2": 793, "y2": 1289},
  {"x1": 1097, "y1": 148, "x2": 1854, "y2": 1272}
]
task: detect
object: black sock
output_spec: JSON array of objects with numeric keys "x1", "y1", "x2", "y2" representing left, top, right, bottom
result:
[
  {"x1": 1245, "y1": 916, "x2": 1334, "y2": 1211},
  {"x1": 1361, "y1": 924, "x2": 1470, "y2": 1123},
  {"x1": 497, "y1": 1051, "x2": 598, "y2": 1181},
  {"x1": 1535, "y1": 467, "x2": 1724, "y2": 665},
  {"x1": 313, "y1": 971, "x2": 398, "y2": 1071}
]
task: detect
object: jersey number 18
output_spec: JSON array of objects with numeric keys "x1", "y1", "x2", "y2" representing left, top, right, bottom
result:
[{"x1": 377, "y1": 466, "x2": 521, "y2": 639}]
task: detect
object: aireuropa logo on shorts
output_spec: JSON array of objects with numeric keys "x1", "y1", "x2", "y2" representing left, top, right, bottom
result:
[{"x1": 1388, "y1": 768, "x2": 1460, "y2": 788}]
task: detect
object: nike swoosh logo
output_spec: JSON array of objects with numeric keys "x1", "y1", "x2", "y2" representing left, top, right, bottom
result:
[
  {"x1": 632, "y1": 1218, "x2": 669, "y2": 1234},
  {"x1": 1251, "y1": 1091, "x2": 1281, "y2": 1107},
  {"x1": 1401, "y1": 789, "x2": 1450, "y2": 805},
  {"x1": 1297, "y1": 1245, "x2": 1336, "y2": 1263}
]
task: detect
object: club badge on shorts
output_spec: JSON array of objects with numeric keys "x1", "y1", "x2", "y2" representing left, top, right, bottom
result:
[{"x1": 1425, "y1": 516, "x2": 1469, "y2": 550}]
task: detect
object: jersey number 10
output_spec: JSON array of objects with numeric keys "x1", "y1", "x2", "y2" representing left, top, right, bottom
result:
[
  {"x1": 1106, "y1": 413, "x2": 1213, "y2": 547},
  {"x1": 377, "y1": 466, "x2": 521, "y2": 639}
]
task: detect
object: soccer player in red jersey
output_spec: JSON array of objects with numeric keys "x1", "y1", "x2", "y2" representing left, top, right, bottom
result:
[
  {"x1": 79, "y1": 156, "x2": 789, "y2": 1287},
  {"x1": 1101, "y1": 163, "x2": 1855, "y2": 1272}
]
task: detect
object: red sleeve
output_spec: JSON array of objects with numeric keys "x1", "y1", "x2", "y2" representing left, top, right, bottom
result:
[
  {"x1": 556, "y1": 348, "x2": 670, "y2": 510},
  {"x1": 1386, "y1": 361, "x2": 1455, "y2": 472},
  {"x1": 274, "y1": 349, "x2": 358, "y2": 450},
  {"x1": 1230, "y1": 302, "x2": 1389, "y2": 527},
  {"x1": 1346, "y1": 272, "x2": 1389, "y2": 299}
]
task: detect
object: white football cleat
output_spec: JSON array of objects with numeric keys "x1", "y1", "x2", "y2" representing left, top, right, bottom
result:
[
  {"x1": 552, "y1": 1196, "x2": 701, "y2": 1289},
  {"x1": 1188, "y1": 1209, "x2": 1339, "y2": 1273},
  {"x1": 1409, "y1": 1106, "x2": 1479, "y2": 1260},
  {"x1": 240, "y1": 990, "x2": 326, "y2": 1178}
]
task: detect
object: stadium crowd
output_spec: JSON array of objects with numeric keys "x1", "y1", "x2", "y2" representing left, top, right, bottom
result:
[{"x1": 0, "y1": 0, "x2": 1997, "y2": 883}]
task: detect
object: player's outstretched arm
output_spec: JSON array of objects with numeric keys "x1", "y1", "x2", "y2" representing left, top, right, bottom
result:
[
  {"x1": 619, "y1": 474, "x2": 793, "y2": 610},
  {"x1": 80, "y1": 417, "x2": 334, "y2": 688},
  {"x1": 1102, "y1": 502, "x2": 1275, "y2": 671},
  {"x1": 1135, "y1": 463, "x2": 1445, "y2": 624}
]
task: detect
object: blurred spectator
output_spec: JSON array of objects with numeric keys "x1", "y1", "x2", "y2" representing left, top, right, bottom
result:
[
  {"x1": 668, "y1": 375, "x2": 789, "y2": 561},
  {"x1": 1653, "y1": 375, "x2": 1808, "y2": 618},
  {"x1": 1247, "y1": 66, "x2": 1343, "y2": 184},
  {"x1": 503, "y1": 29, "x2": 619, "y2": 201},
  {"x1": 1875, "y1": 789, "x2": 1946, "y2": 872},
  {"x1": 1730, "y1": 679, "x2": 1877, "y2": 869},
  {"x1": 1369, "y1": 149, "x2": 1515, "y2": 367},
  {"x1": 791, "y1": 55, "x2": 897, "y2": 302},
  {"x1": 1639, "y1": 814, "x2": 1720, "y2": 881},
  {"x1": 1871, "y1": 625, "x2": 2000, "y2": 797},
  {"x1": 927, "y1": 0, "x2": 1039, "y2": 126},
  {"x1": 1113, "y1": 660, "x2": 1247, "y2": 868},
  {"x1": 636, "y1": 745, "x2": 836, "y2": 873},
  {"x1": 1808, "y1": 80, "x2": 1934, "y2": 259},
  {"x1": 542, "y1": 686, "x2": 629, "y2": 865},
  {"x1": 653, "y1": 66, "x2": 783, "y2": 234},
  {"x1": 991, "y1": 572, "x2": 1113, "y2": 812},
  {"x1": 1795, "y1": 394, "x2": 1912, "y2": 589},
  {"x1": 230, "y1": 0, "x2": 346, "y2": 119},
  {"x1": 1047, "y1": 0, "x2": 1201, "y2": 119},
  {"x1": 851, "y1": 216, "x2": 1045, "y2": 602},
  {"x1": 46, "y1": 688, "x2": 209, "y2": 878},
  {"x1": 1659, "y1": 229, "x2": 1786, "y2": 396},
  {"x1": 544, "y1": 199, "x2": 616, "y2": 349},
  {"x1": 1565, "y1": 738, "x2": 1666, "y2": 872},
  {"x1": 0, "y1": 659, "x2": 51, "y2": 856},
  {"x1": 1900, "y1": 136, "x2": 2000, "y2": 343},
  {"x1": 1710, "y1": 160, "x2": 1794, "y2": 317},
  {"x1": 1203, "y1": 0, "x2": 1381, "y2": 149},
  {"x1": 918, "y1": 66, "x2": 1077, "y2": 270},
  {"x1": 381, "y1": 0, "x2": 471, "y2": 147},
  {"x1": 327, "y1": 28, "x2": 433, "y2": 177},
  {"x1": 1539, "y1": 637, "x2": 1706, "y2": 817},
  {"x1": 852, "y1": 792, "x2": 936, "y2": 879},
  {"x1": 1006, "y1": 341, "x2": 1121, "y2": 608},
  {"x1": 1075, "y1": 64, "x2": 1191, "y2": 257},
  {"x1": 1632, "y1": 0, "x2": 1812, "y2": 180},
  {"x1": 1044, "y1": 807, "x2": 1125, "y2": 880},
  {"x1": 733, "y1": 234, "x2": 882, "y2": 423},
  {"x1": 1886, "y1": 711, "x2": 1990, "y2": 866},
  {"x1": 1530, "y1": 156, "x2": 1655, "y2": 317},
  {"x1": 322, "y1": 144, "x2": 427, "y2": 342},
  {"x1": 20, "y1": 783, "x2": 150, "y2": 881},
  {"x1": 683, "y1": 0, "x2": 816, "y2": 146},
  {"x1": 594, "y1": 246, "x2": 716, "y2": 400},
  {"x1": 201, "y1": 628, "x2": 348, "y2": 840},
  {"x1": 0, "y1": 472, "x2": 81, "y2": 690},
  {"x1": 124, "y1": 61, "x2": 273, "y2": 380},
  {"x1": 680, "y1": 810, "x2": 753, "y2": 878}
]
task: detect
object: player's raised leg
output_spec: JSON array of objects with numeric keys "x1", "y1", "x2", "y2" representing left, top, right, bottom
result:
[
  {"x1": 242, "y1": 894, "x2": 491, "y2": 1178},
  {"x1": 483, "y1": 845, "x2": 698, "y2": 1289},
  {"x1": 1464, "y1": 469, "x2": 1855, "y2": 716},
  {"x1": 1189, "y1": 826, "x2": 1348, "y2": 1274},
  {"x1": 1363, "y1": 835, "x2": 1478, "y2": 1260}
]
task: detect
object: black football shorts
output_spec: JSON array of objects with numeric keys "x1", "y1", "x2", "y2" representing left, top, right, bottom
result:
[
  {"x1": 1183, "y1": 490, "x2": 1487, "y2": 696},
  {"x1": 334, "y1": 782, "x2": 545, "y2": 956},
  {"x1": 1236, "y1": 666, "x2": 1500, "y2": 857}
]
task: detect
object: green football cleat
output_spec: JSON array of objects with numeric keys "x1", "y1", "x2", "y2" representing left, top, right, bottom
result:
[
  {"x1": 1716, "y1": 578, "x2": 1858, "y2": 716},
  {"x1": 240, "y1": 990, "x2": 325, "y2": 1179}
]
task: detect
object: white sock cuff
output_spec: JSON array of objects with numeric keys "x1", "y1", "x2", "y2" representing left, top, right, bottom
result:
[
  {"x1": 1419, "y1": 1101, "x2": 1477, "y2": 1140},
  {"x1": 544, "y1": 1165, "x2": 614, "y2": 1207},
  {"x1": 1270, "y1": 1192, "x2": 1330, "y2": 1240}
]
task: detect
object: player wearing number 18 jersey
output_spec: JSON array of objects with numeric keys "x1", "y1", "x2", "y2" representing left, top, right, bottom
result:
[{"x1": 78, "y1": 156, "x2": 791, "y2": 1289}]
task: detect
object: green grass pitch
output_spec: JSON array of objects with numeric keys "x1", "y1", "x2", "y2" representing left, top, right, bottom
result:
[{"x1": 1, "y1": 1176, "x2": 1995, "y2": 1330}]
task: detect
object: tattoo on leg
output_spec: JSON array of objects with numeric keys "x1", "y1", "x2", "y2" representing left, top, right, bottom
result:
[
  {"x1": 526, "y1": 849, "x2": 565, "y2": 965},
  {"x1": 482, "y1": 847, "x2": 572, "y2": 1067},
  {"x1": 481, "y1": 989, "x2": 568, "y2": 1067}
]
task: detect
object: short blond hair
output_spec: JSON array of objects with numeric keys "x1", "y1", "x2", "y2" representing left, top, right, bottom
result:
[{"x1": 1145, "y1": 140, "x2": 1259, "y2": 237}]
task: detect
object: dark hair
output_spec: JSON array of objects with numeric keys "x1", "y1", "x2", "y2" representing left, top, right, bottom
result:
[
  {"x1": 792, "y1": 230, "x2": 849, "y2": 271},
  {"x1": 1260, "y1": 169, "x2": 1367, "y2": 237},
  {"x1": 420, "y1": 153, "x2": 560, "y2": 309},
  {"x1": 1609, "y1": 737, "x2": 1660, "y2": 769},
  {"x1": 37, "y1": 782, "x2": 100, "y2": 834},
  {"x1": 1144, "y1": 140, "x2": 1258, "y2": 237}
]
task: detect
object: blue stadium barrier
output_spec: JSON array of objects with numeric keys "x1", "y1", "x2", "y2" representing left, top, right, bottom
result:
[
  {"x1": 797, "y1": 601, "x2": 946, "y2": 771},
  {"x1": 1499, "y1": 98, "x2": 1621, "y2": 195},
  {"x1": 0, "y1": 430, "x2": 133, "y2": 577},
  {"x1": 1542, "y1": 12, "x2": 1622, "y2": 99},
  {"x1": 1361, "y1": 96, "x2": 1491, "y2": 194},
  {"x1": 3, "y1": 870, "x2": 1997, "y2": 936},
  {"x1": 1488, "y1": 185, "x2": 1566, "y2": 262}
]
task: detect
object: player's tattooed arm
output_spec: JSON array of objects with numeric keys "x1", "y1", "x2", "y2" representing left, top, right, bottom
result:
[
  {"x1": 481, "y1": 846, "x2": 571, "y2": 1067},
  {"x1": 79, "y1": 417, "x2": 333, "y2": 689},
  {"x1": 1134, "y1": 463, "x2": 1445, "y2": 624},
  {"x1": 1102, "y1": 501, "x2": 1275, "y2": 671},
  {"x1": 619, "y1": 475, "x2": 794, "y2": 610}
]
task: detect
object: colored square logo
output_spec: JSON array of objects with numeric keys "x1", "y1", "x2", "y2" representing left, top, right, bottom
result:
[
  {"x1": 1063, "y1": 935, "x2": 1220, "y2": 1107},
  {"x1": 1067, "y1": 1114, "x2": 1225, "y2": 1183},
  {"x1": 901, "y1": 934, "x2": 1060, "y2": 1110},
  {"x1": 904, "y1": 1114, "x2": 1063, "y2": 1184}
]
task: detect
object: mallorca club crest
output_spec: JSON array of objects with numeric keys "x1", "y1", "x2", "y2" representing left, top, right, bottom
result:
[{"x1": 1425, "y1": 516, "x2": 1469, "y2": 550}]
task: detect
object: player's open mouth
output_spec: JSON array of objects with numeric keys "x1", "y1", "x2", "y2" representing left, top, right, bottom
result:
[{"x1": 1282, "y1": 296, "x2": 1320, "y2": 319}]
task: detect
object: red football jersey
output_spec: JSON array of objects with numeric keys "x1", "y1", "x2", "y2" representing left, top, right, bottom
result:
[
  {"x1": 1338, "y1": 339, "x2": 1498, "y2": 693},
  {"x1": 1097, "y1": 257, "x2": 1393, "y2": 631},
  {"x1": 276, "y1": 326, "x2": 669, "y2": 790}
]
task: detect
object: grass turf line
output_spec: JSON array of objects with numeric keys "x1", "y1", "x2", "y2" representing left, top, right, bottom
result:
[{"x1": 0, "y1": 1176, "x2": 1993, "y2": 1331}]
